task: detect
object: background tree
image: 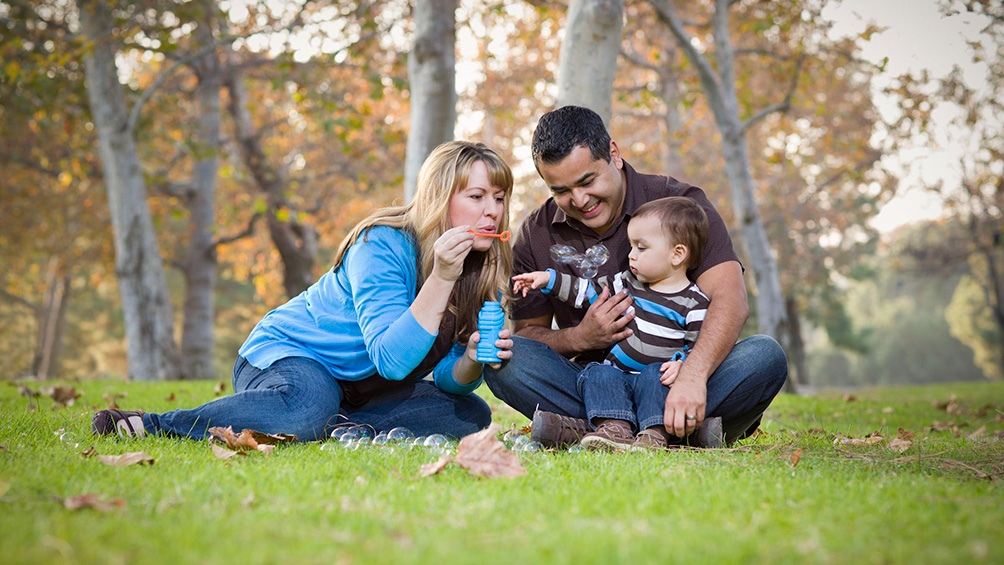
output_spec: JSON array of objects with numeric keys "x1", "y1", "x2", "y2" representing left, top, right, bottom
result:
[
  {"x1": 404, "y1": 0, "x2": 458, "y2": 201},
  {"x1": 555, "y1": 0, "x2": 623, "y2": 125},
  {"x1": 78, "y1": 0, "x2": 181, "y2": 381}
]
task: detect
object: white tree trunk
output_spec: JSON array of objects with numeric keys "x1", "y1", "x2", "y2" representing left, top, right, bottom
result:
[
  {"x1": 78, "y1": 0, "x2": 180, "y2": 381},
  {"x1": 557, "y1": 0, "x2": 623, "y2": 125},
  {"x1": 653, "y1": 0, "x2": 788, "y2": 345},
  {"x1": 180, "y1": 0, "x2": 222, "y2": 380},
  {"x1": 404, "y1": 0, "x2": 457, "y2": 201}
]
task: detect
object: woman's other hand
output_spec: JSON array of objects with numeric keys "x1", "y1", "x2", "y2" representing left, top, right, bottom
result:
[{"x1": 467, "y1": 328, "x2": 514, "y2": 370}]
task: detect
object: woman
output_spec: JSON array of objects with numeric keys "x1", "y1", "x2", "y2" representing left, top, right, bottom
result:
[{"x1": 92, "y1": 141, "x2": 515, "y2": 441}]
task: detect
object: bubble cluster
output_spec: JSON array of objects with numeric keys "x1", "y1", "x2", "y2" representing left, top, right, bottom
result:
[
  {"x1": 550, "y1": 244, "x2": 610, "y2": 279},
  {"x1": 320, "y1": 425, "x2": 450, "y2": 454},
  {"x1": 500, "y1": 429, "x2": 544, "y2": 453}
]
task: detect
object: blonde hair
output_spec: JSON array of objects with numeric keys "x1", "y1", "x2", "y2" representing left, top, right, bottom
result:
[{"x1": 332, "y1": 141, "x2": 514, "y2": 341}]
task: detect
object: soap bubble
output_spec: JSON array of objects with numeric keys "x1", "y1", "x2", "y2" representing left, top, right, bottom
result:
[
  {"x1": 520, "y1": 441, "x2": 544, "y2": 452},
  {"x1": 319, "y1": 441, "x2": 340, "y2": 451},
  {"x1": 423, "y1": 434, "x2": 448, "y2": 448},
  {"x1": 373, "y1": 432, "x2": 389, "y2": 445},
  {"x1": 350, "y1": 425, "x2": 376, "y2": 440},
  {"x1": 502, "y1": 429, "x2": 525, "y2": 445},
  {"x1": 387, "y1": 427, "x2": 414, "y2": 442},
  {"x1": 567, "y1": 444, "x2": 586, "y2": 454},
  {"x1": 585, "y1": 244, "x2": 610, "y2": 266},
  {"x1": 550, "y1": 245, "x2": 579, "y2": 264}
]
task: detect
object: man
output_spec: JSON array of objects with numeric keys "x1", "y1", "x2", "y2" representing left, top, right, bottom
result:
[{"x1": 484, "y1": 106, "x2": 787, "y2": 447}]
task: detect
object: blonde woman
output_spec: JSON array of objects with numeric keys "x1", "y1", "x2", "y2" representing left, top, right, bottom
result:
[{"x1": 93, "y1": 141, "x2": 515, "y2": 441}]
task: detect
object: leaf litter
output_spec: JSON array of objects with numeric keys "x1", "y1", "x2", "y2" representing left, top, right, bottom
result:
[{"x1": 420, "y1": 423, "x2": 526, "y2": 479}]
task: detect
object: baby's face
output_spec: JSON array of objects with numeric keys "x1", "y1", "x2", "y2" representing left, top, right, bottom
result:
[{"x1": 626, "y1": 214, "x2": 684, "y2": 286}]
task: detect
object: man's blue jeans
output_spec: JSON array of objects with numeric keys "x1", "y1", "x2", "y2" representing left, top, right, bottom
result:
[
  {"x1": 143, "y1": 356, "x2": 492, "y2": 441},
  {"x1": 484, "y1": 335, "x2": 787, "y2": 442}
]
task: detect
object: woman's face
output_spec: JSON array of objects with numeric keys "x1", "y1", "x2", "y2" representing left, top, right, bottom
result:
[{"x1": 449, "y1": 160, "x2": 507, "y2": 253}]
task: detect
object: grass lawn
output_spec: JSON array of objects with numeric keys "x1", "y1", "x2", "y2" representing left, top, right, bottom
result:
[{"x1": 2, "y1": 378, "x2": 1002, "y2": 564}]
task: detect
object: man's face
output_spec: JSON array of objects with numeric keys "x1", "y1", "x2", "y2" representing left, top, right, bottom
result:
[{"x1": 536, "y1": 141, "x2": 626, "y2": 236}]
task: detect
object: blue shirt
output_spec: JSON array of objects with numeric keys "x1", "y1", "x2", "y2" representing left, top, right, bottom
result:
[{"x1": 239, "y1": 226, "x2": 481, "y2": 395}]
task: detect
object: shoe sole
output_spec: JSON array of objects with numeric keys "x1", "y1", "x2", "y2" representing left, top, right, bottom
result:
[{"x1": 580, "y1": 435, "x2": 633, "y2": 452}]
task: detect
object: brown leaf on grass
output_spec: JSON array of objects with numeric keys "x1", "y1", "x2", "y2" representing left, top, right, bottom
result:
[
  {"x1": 419, "y1": 456, "x2": 451, "y2": 477},
  {"x1": 934, "y1": 395, "x2": 964, "y2": 415},
  {"x1": 789, "y1": 448, "x2": 803, "y2": 468},
  {"x1": 834, "y1": 431, "x2": 885, "y2": 447},
  {"x1": 165, "y1": 392, "x2": 176, "y2": 402},
  {"x1": 211, "y1": 443, "x2": 243, "y2": 460},
  {"x1": 842, "y1": 394, "x2": 856, "y2": 402},
  {"x1": 208, "y1": 426, "x2": 291, "y2": 454},
  {"x1": 42, "y1": 385, "x2": 81, "y2": 407},
  {"x1": 213, "y1": 382, "x2": 226, "y2": 395},
  {"x1": 98, "y1": 452, "x2": 155, "y2": 467},
  {"x1": 420, "y1": 423, "x2": 526, "y2": 479},
  {"x1": 888, "y1": 427, "x2": 914, "y2": 453},
  {"x1": 62, "y1": 494, "x2": 126, "y2": 512},
  {"x1": 968, "y1": 425, "x2": 987, "y2": 439},
  {"x1": 246, "y1": 429, "x2": 298, "y2": 445},
  {"x1": 80, "y1": 447, "x2": 98, "y2": 458},
  {"x1": 930, "y1": 421, "x2": 964, "y2": 436}
]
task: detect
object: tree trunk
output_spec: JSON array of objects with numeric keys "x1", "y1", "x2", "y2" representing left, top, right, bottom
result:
[
  {"x1": 33, "y1": 258, "x2": 71, "y2": 380},
  {"x1": 78, "y1": 0, "x2": 180, "y2": 381},
  {"x1": 404, "y1": 0, "x2": 457, "y2": 201},
  {"x1": 784, "y1": 295, "x2": 804, "y2": 393},
  {"x1": 225, "y1": 68, "x2": 317, "y2": 297},
  {"x1": 556, "y1": 0, "x2": 624, "y2": 126},
  {"x1": 179, "y1": 0, "x2": 222, "y2": 379},
  {"x1": 654, "y1": 0, "x2": 789, "y2": 346}
]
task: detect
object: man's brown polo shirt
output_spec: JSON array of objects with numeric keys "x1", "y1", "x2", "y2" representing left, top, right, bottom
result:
[{"x1": 511, "y1": 160, "x2": 740, "y2": 362}]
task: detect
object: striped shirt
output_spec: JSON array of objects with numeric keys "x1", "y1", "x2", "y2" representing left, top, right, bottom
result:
[{"x1": 543, "y1": 268, "x2": 709, "y2": 373}]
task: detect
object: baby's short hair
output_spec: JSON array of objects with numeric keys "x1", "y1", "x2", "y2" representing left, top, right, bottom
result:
[{"x1": 632, "y1": 196, "x2": 708, "y2": 270}]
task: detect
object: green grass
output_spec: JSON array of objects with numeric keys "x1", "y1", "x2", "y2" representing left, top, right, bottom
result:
[{"x1": 2, "y1": 379, "x2": 1003, "y2": 564}]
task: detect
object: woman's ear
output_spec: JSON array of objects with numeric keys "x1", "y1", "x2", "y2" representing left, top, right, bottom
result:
[{"x1": 671, "y1": 244, "x2": 689, "y2": 268}]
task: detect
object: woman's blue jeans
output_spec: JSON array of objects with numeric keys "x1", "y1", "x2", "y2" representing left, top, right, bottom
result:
[
  {"x1": 484, "y1": 334, "x2": 787, "y2": 443},
  {"x1": 143, "y1": 356, "x2": 492, "y2": 441}
]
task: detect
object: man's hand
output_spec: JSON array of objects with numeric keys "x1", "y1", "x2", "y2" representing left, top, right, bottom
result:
[
  {"x1": 663, "y1": 375, "x2": 707, "y2": 438},
  {"x1": 572, "y1": 286, "x2": 635, "y2": 351}
]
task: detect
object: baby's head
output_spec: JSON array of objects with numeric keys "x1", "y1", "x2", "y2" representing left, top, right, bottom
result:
[{"x1": 631, "y1": 197, "x2": 708, "y2": 270}]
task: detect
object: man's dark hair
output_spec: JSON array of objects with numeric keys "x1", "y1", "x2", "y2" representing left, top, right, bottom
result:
[{"x1": 531, "y1": 106, "x2": 612, "y2": 169}]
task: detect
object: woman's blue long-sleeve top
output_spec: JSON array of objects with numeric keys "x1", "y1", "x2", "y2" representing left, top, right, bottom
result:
[{"x1": 238, "y1": 226, "x2": 481, "y2": 395}]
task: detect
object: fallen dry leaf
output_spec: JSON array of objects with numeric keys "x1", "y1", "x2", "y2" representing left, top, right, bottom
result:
[
  {"x1": 968, "y1": 425, "x2": 987, "y2": 439},
  {"x1": 213, "y1": 382, "x2": 226, "y2": 395},
  {"x1": 834, "y1": 431, "x2": 885, "y2": 447},
  {"x1": 790, "y1": 448, "x2": 803, "y2": 468},
  {"x1": 208, "y1": 426, "x2": 293, "y2": 454},
  {"x1": 42, "y1": 385, "x2": 81, "y2": 407},
  {"x1": 888, "y1": 428, "x2": 914, "y2": 453},
  {"x1": 80, "y1": 447, "x2": 98, "y2": 458},
  {"x1": 98, "y1": 452, "x2": 155, "y2": 467},
  {"x1": 62, "y1": 493, "x2": 126, "y2": 512},
  {"x1": 420, "y1": 423, "x2": 526, "y2": 479},
  {"x1": 843, "y1": 394, "x2": 857, "y2": 402},
  {"x1": 211, "y1": 443, "x2": 243, "y2": 460}
]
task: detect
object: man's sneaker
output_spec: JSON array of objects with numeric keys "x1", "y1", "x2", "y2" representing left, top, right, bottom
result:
[
  {"x1": 529, "y1": 409, "x2": 590, "y2": 448},
  {"x1": 92, "y1": 409, "x2": 146, "y2": 438},
  {"x1": 689, "y1": 416, "x2": 724, "y2": 448},
  {"x1": 632, "y1": 427, "x2": 672, "y2": 450},
  {"x1": 580, "y1": 419, "x2": 634, "y2": 452}
]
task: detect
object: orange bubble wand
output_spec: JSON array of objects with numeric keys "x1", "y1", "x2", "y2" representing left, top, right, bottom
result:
[{"x1": 469, "y1": 229, "x2": 511, "y2": 242}]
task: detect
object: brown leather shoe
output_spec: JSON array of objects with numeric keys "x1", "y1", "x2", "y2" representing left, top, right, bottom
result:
[
  {"x1": 580, "y1": 419, "x2": 635, "y2": 452},
  {"x1": 529, "y1": 409, "x2": 591, "y2": 448},
  {"x1": 689, "y1": 416, "x2": 724, "y2": 448},
  {"x1": 633, "y1": 427, "x2": 672, "y2": 450}
]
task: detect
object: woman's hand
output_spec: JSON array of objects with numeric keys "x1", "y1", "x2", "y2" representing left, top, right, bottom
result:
[
  {"x1": 466, "y1": 328, "x2": 514, "y2": 370},
  {"x1": 431, "y1": 226, "x2": 476, "y2": 283}
]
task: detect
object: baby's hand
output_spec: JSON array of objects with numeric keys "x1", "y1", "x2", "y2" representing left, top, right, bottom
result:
[
  {"x1": 660, "y1": 360, "x2": 683, "y2": 386},
  {"x1": 512, "y1": 271, "x2": 549, "y2": 297}
]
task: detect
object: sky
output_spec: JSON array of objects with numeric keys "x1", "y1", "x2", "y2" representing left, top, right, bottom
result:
[{"x1": 822, "y1": 0, "x2": 993, "y2": 233}]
